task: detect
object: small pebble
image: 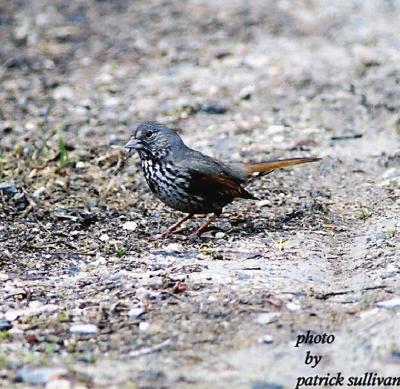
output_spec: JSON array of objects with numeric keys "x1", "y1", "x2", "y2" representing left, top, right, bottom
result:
[
  {"x1": 257, "y1": 199, "x2": 271, "y2": 207},
  {"x1": 75, "y1": 161, "x2": 88, "y2": 169},
  {"x1": 383, "y1": 168, "x2": 400, "y2": 180},
  {"x1": 16, "y1": 367, "x2": 67, "y2": 386},
  {"x1": 53, "y1": 85, "x2": 74, "y2": 100},
  {"x1": 99, "y1": 234, "x2": 110, "y2": 242},
  {"x1": 0, "y1": 182, "x2": 18, "y2": 197},
  {"x1": 257, "y1": 334, "x2": 274, "y2": 344},
  {"x1": 254, "y1": 312, "x2": 281, "y2": 325},
  {"x1": 139, "y1": 322, "x2": 150, "y2": 331},
  {"x1": 286, "y1": 302, "x2": 301, "y2": 312},
  {"x1": 383, "y1": 264, "x2": 399, "y2": 279},
  {"x1": 236, "y1": 272, "x2": 252, "y2": 281},
  {"x1": 199, "y1": 102, "x2": 227, "y2": 114},
  {"x1": 128, "y1": 308, "x2": 145, "y2": 318},
  {"x1": 163, "y1": 243, "x2": 183, "y2": 253},
  {"x1": 377, "y1": 297, "x2": 400, "y2": 309},
  {"x1": 86, "y1": 199, "x2": 99, "y2": 209},
  {"x1": 215, "y1": 232, "x2": 225, "y2": 239},
  {"x1": 239, "y1": 85, "x2": 254, "y2": 100},
  {"x1": 196, "y1": 253, "x2": 209, "y2": 261},
  {"x1": 122, "y1": 221, "x2": 138, "y2": 231},
  {"x1": 0, "y1": 319, "x2": 12, "y2": 331},
  {"x1": 70, "y1": 324, "x2": 98, "y2": 335}
]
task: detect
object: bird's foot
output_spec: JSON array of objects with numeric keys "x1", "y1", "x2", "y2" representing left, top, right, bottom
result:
[
  {"x1": 185, "y1": 214, "x2": 217, "y2": 241},
  {"x1": 149, "y1": 214, "x2": 194, "y2": 241},
  {"x1": 149, "y1": 213, "x2": 217, "y2": 242}
]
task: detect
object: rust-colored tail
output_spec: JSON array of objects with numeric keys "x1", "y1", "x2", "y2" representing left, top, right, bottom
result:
[{"x1": 245, "y1": 157, "x2": 320, "y2": 176}]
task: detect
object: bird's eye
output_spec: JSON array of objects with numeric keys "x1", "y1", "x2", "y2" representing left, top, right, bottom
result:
[{"x1": 144, "y1": 130, "x2": 153, "y2": 139}]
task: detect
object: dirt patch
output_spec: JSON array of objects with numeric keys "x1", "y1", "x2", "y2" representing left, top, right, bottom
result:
[{"x1": 1, "y1": 1, "x2": 400, "y2": 388}]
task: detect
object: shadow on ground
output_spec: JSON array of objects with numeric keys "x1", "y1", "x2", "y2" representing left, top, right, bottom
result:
[{"x1": 1, "y1": 1, "x2": 400, "y2": 388}]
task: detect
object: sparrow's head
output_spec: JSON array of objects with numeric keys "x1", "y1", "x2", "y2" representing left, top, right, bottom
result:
[{"x1": 125, "y1": 121, "x2": 184, "y2": 159}]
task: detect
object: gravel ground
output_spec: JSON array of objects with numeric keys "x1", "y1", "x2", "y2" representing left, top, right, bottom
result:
[{"x1": 1, "y1": 1, "x2": 400, "y2": 388}]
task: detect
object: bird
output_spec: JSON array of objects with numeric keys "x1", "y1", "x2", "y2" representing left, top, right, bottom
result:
[{"x1": 125, "y1": 121, "x2": 320, "y2": 239}]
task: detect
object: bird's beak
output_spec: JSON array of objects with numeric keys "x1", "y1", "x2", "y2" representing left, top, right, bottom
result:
[{"x1": 125, "y1": 138, "x2": 143, "y2": 156}]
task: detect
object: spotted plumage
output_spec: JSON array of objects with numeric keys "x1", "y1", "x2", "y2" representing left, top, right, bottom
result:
[{"x1": 125, "y1": 121, "x2": 320, "y2": 239}]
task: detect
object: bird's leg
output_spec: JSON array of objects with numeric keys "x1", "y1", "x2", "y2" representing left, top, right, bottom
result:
[
  {"x1": 157, "y1": 213, "x2": 194, "y2": 239},
  {"x1": 188, "y1": 212, "x2": 220, "y2": 240}
]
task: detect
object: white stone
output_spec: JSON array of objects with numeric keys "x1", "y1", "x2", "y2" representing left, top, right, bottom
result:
[
  {"x1": 254, "y1": 312, "x2": 281, "y2": 325},
  {"x1": 286, "y1": 302, "x2": 301, "y2": 312},
  {"x1": 383, "y1": 168, "x2": 400, "y2": 179},
  {"x1": 257, "y1": 334, "x2": 274, "y2": 344},
  {"x1": 70, "y1": 324, "x2": 98, "y2": 334},
  {"x1": 139, "y1": 322, "x2": 150, "y2": 331},
  {"x1": 163, "y1": 243, "x2": 183, "y2": 253},
  {"x1": 53, "y1": 86, "x2": 74, "y2": 100},
  {"x1": 377, "y1": 297, "x2": 400, "y2": 309},
  {"x1": 99, "y1": 234, "x2": 110, "y2": 242},
  {"x1": 257, "y1": 199, "x2": 271, "y2": 207},
  {"x1": 128, "y1": 308, "x2": 144, "y2": 318},
  {"x1": 25, "y1": 122, "x2": 36, "y2": 130},
  {"x1": 122, "y1": 221, "x2": 138, "y2": 231},
  {"x1": 238, "y1": 85, "x2": 254, "y2": 99},
  {"x1": 75, "y1": 161, "x2": 88, "y2": 169}
]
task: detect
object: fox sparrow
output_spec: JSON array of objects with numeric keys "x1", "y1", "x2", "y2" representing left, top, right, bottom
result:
[{"x1": 125, "y1": 121, "x2": 320, "y2": 239}]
